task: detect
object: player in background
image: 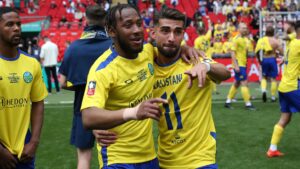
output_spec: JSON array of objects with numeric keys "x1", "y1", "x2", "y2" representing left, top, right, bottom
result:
[
  {"x1": 255, "y1": 26, "x2": 283, "y2": 102},
  {"x1": 224, "y1": 23, "x2": 256, "y2": 110},
  {"x1": 0, "y1": 7, "x2": 48, "y2": 169},
  {"x1": 266, "y1": 21, "x2": 300, "y2": 158}
]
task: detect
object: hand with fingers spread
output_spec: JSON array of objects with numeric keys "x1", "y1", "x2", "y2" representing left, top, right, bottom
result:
[
  {"x1": 93, "y1": 130, "x2": 117, "y2": 147},
  {"x1": 184, "y1": 62, "x2": 209, "y2": 88},
  {"x1": 123, "y1": 98, "x2": 168, "y2": 121},
  {"x1": 0, "y1": 146, "x2": 18, "y2": 169}
]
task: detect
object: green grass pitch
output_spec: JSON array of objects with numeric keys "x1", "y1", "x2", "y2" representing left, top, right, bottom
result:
[{"x1": 36, "y1": 83, "x2": 300, "y2": 169}]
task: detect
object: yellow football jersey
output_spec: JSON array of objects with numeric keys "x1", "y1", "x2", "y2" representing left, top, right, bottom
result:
[
  {"x1": 194, "y1": 30, "x2": 212, "y2": 53},
  {"x1": 223, "y1": 41, "x2": 232, "y2": 54},
  {"x1": 213, "y1": 41, "x2": 223, "y2": 54},
  {"x1": 154, "y1": 58, "x2": 216, "y2": 169},
  {"x1": 0, "y1": 51, "x2": 48, "y2": 158},
  {"x1": 278, "y1": 39, "x2": 300, "y2": 93},
  {"x1": 231, "y1": 35, "x2": 248, "y2": 67},
  {"x1": 81, "y1": 44, "x2": 156, "y2": 167},
  {"x1": 255, "y1": 36, "x2": 273, "y2": 54}
]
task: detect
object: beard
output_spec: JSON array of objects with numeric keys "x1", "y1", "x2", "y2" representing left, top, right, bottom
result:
[
  {"x1": 157, "y1": 44, "x2": 180, "y2": 58},
  {"x1": 117, "y1": 35, "x2": 143, "y2": 55}
]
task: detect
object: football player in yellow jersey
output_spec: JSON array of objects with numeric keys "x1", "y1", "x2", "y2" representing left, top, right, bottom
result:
[
  {"x1": 267, "y1": 21, "x2": 300, "y2": 157},
  {"x1": 95, "y1": 7, "x2": 231, "y2": 169},
  {"x1": 255, "y1": 26, "x2": 283, "y2": 102},
  {"x1": 80, "y1": 4, "x2": 168, "y2": 169},
  {"x1": 151, "y1": 8, "x2": 230, "y2": 169},
  {"x1": 224, "y1": 23, "x2": 256, "y2": 110},
  {"x1": 194, "y1": 22, "x2": 213, "y2": 55},
  {"x1": 0, "y1": 7, "x2": 48, "y2": 169},
  {"x1": 266, "y1": 21, "x2": 300, "y2": 158},
  {"x1": 80, "y1": 4, "x2": 201, "y2": 169},
  {"x1": 282, "y1": 22, "x2": 296, "y2": 56}
]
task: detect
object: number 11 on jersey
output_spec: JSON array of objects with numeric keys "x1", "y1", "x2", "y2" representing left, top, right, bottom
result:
[{"x1": 161, "y1": 92, "x2": 183, "y2": 130}]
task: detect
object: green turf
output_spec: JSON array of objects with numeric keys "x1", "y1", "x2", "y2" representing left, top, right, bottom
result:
[{"x1": 36, "y1": 83, "x2": 300, "y2": 168}]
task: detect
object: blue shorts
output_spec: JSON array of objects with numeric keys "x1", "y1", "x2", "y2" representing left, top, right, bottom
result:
[
  {"x1": 70, "y1": 113, "x2": 95, "y2": 149},
  {"x1": 279, "y1": 89, "x2": 300, "y2": 113},
  {"x1": 261, "y1": 57, "x2": 278, "y2": 78},
  {"x1": 234, "y1": 67, "x2": 247, "y2": 81},
  {"x1": 197, "y1": 163, "x2": 218, "y2": 169},
  {"x1": 102, "y1": 158, "x2": 159, "y2": 169}
]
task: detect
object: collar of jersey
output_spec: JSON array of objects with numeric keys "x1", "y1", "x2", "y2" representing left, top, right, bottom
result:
[
  {"x1": 110, "y1": 45, "x2": 139, "y2": 60},
  {"x1": 154, "y1": 54, "x2": 181, "y2": 67},
  {"x1": 0, "y1": 49, "x2": 20, "y2": 61}
]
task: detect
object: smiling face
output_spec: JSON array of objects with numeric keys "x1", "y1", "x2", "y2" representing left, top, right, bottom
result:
[
  {"x1": 108, "y1": 7, "x2": 144, "y2": 55},
  {"x1": 152, "y1": 18, "x2": 184, "y2": 58},
  {"x1": 0, "y1": 11, "x2": 21, "y2": 47}
]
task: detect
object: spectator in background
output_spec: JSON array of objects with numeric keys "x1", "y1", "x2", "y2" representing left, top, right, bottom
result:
[
  {"x1": 171, "y1": 0, "x2": 178, "y2": 7},
  {"x1": 207, "y1": 0, "x2": 214, "y2": 12},
  {"x1": 142, "y1": 10, "x2": 152, "y2": 28},
  {"x1": 40, "y1": 37, "x2": 60, "y2": 94},
  {"x1": 50, "y1": 0, "x2": 57, "y2": 9},
  {"x1": 28, "y1": 38, "x2": 41, "y2": 62},
  {"x1": 222, "y1": 0, "x2": 233, "y2": 15},
  {"x1": 74, "y1": 8, "x2": 84, "y2": 23},
  {"x1": 213, "y1": 0, "x2": 222, "y2": 14},
  {"x1": 28, "y1": 5, "x2": 36, "y2": 14},
  {"x1": 104, "y1": 0, "x2": 110, "y2": 11},
  {"x1": 0, "y1": 0, "x2": 4, "y2": 7},
  {"x1": 59, "y1": 15, "x2": 69, "y2": 27}
]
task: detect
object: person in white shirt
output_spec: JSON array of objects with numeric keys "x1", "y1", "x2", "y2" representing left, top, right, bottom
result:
[{"x1": 40, "y1": 37, "x2": 60, "y2": 93}]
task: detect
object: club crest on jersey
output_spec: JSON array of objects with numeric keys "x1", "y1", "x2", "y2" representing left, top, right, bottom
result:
[
  {"x1": 23, "y1": 72, "x2": 33, "y2": 83},
  {"x1": 148, "y1": 63, "x2": 154, "y2": 76},
  {"x1": 87, "y1": 81, "x2": 96, "y2": 95}
]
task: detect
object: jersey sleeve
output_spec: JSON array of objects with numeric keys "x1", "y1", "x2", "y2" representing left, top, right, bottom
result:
[
  {"x1": 31, "y1": 61, "x2": 48, "y2": 102},
  {"x1": 81, "y1": 64, "x2": 113, "y2": 110},
  {"x1": 255, "y1": 38, "x2": 262, "y2": 53}
]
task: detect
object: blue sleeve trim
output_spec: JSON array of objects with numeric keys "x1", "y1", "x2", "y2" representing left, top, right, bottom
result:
[{"x1": 96, "y1": 50, "x2": 118, "y2": 71}]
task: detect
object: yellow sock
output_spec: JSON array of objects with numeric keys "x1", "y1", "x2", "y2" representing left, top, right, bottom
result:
[
  {"x1": 271, "y1": 81, "x2": 277, "y2": 97},
  {"x1": 241, "y1": 86, "x2": 251, "y2": 102},
  {"x1": 261, "y1": 78, "x2": 267, "y2": 92},
  {"x1": 227, "y1": 85, "x2": 237, "y2": 99},
  {"x1": 270, "y1": 124, "x2": 284, "y2": 146},
  {"x1": 212, "y1": 83, "x2": 217, "y2": 92}
]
